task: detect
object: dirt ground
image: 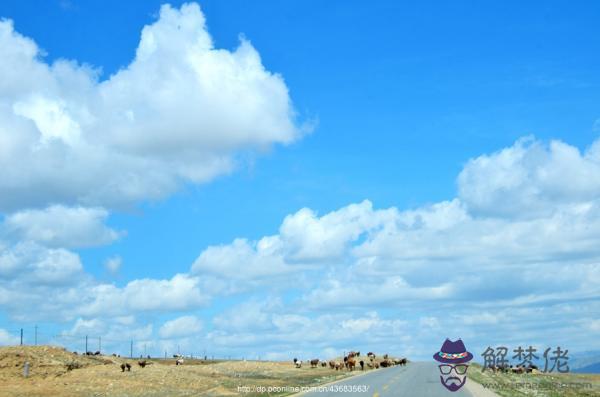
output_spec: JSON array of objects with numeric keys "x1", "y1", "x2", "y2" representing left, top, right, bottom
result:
[{"x1": 0, "y1": 346, "x2": 356, "y2": 397}]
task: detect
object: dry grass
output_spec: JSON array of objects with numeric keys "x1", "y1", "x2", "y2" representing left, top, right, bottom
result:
[{"x1": 0, "y1": 346, "x2": 358, "y2": 397}]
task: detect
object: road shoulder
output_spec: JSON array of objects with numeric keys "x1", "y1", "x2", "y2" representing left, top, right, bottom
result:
[{"x1": 291, "y1": 368, "x2": 381, "y2": 396}]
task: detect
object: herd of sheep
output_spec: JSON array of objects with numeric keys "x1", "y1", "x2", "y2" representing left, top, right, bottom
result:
[
  {"x1": 293, "y1": 351, "x2": 408, "y2": 371},
  {"x1": 73, "y1": 350, "x2": 407, "y2": 373}
]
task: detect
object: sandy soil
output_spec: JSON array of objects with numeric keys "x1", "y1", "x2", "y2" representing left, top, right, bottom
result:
[{"x1": 0, "y1": 346, "x2": 355, "y2": 397}]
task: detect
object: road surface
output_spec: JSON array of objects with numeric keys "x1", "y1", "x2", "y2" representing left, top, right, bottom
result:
[{"x1": 300, "y1": 362, "x2": 477, "y2": 397}]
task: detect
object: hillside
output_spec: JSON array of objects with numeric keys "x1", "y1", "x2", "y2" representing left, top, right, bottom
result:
[{"x1": 0, "y1": 345, "x2": 357, "y2": 397}]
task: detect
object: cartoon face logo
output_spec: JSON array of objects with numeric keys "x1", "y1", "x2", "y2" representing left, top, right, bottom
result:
[{"x1": 433, "y1": 338, "x2": 473, "y2": 392}]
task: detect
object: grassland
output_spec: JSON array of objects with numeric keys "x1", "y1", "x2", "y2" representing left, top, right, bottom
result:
[
  {"x1": 468, "y1": 363, "x2": 600, "y2": 397},
  {"x1": 0, "y1": 346, "x2": 357, "y2": 397}
]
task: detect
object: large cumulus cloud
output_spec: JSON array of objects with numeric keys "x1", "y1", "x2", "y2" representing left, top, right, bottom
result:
[{"x1": 0, "y1": 2, "x2": 301, "y2": 212}]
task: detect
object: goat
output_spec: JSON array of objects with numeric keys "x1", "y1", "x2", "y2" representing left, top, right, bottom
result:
[{"x1": 347, "y1": 358, "x2": 356, "y2": 371}]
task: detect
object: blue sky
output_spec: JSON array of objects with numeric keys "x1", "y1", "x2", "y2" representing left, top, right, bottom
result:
[{"x1": 0, "y1": 0, "x2": 599, "y2": 361}]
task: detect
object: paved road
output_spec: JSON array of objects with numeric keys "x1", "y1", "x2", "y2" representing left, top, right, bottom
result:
[{"x1": 301, "y1": 362, "x2": 474, "y2": 397}]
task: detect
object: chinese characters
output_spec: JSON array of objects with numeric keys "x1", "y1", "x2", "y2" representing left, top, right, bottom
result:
[{"x1": 481, "y1": 346, "x2": 569, "y2": 373}]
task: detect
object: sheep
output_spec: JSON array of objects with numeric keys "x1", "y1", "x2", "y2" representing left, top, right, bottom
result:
[
  {"x1": 138, "y1": 360, "x2": 151, "y2": 368},
  {"x1": 329, "y1": 360, "x2": 336, "y2": 369},
  {"x1": 295, "y1": 360, "x2": 302, "y2": 368},
  {"x1": 334, "y1": 362, "x2": 343, "y2": 371},
  {"x1": 321, "y1": 361, "x2": 327, "y2": 367},
  {"x1": 359, "y1": 360, "x2": 365, "y2": 370},
  {"x1": 310, "y1": 359, "x2": 319, "y2": 368},
  {"x1": 120, "y1": 363, "x2": 131, "y2": 372},
  {"x1": 176, "y1": 358, "x2": 184, "y2": 365}
]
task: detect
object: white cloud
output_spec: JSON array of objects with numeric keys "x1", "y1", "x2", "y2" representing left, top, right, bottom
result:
[
  {"x1": 0, "y1": 242, "x2": 83, "y2": 285},
  {"x1": 80, "y1": 274, "x2": 209, "y2": 318},
  {"x1": 190, "y1": 201, "x2": 396, "y2": 283},
  {"x1": 0, "y1": 135, "x2": 599, "y2": 360},
  {"x1": 458, "y1": 137, "x2": 600, "y2": 217},
  {"x1": 184, "y1": 136, "x2": 600, "y2": 359},
  {"x1": 207, "y1": 304, "x2": 410, "y2": 357},
  {"x1": 0, "y1": 329, "x2": 20, "y2": 345},
  {"x1": 278, "y1": 201, "x2": 396, "y2": 262},
  {"x1": 191, "y1": 237, "x2": 294, "y2": 280},
  {"x1": 3, "y1": 205, "x2": 121, "y2": 248},
  {"x1": 213, "y1": 299, "x2": 280, "y2": 332},
  {"x1": 159, "y1": 315, "x2": 203, "y2": 339},
  {"x1": 61, "y1": 317, "x2": 153, "y2": 349},
  {"x1": 103, "y1": 256, "x2": 122, "y2": 274},
  {"x1": 0, "y1": 2, "x2": 302, "y2": 212}
]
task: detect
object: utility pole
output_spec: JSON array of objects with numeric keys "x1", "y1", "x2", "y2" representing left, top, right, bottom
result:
[
  {"x1": 20, "y1": 328, "x2": 23, "y2": 346},
  {"x1": 85, "y1": 335, "x2": 88, "y2": 353},
  {"x1": 98, "y1": 337, "x2": 101, "y2": 353},
  {"x1": 130, "y1": 340, "x2": 133, "y2": 358}
]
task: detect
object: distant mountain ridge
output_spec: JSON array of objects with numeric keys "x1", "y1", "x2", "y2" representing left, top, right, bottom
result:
[
  {"x1": 570, "y1": 350, "x2": 600, "y2": 374},
  {"x1": 572, "y1": 362, "x2": 600, "y2": 374}
]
